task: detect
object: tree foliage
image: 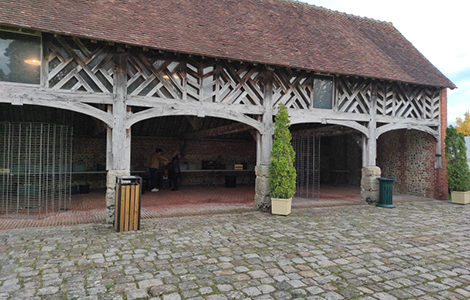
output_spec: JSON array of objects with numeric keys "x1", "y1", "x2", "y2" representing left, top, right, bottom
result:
[
  {"x1": 269, "y1": 104, "x2": 296, "y2": 199},
  {"x1": 445, "y1": 126, "x2": 470, "y2": 191},
  {"x1": 455, "y1": 112, "x2": 470, "y2": 136}
]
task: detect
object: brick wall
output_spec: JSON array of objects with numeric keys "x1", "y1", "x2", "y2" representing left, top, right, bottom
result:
[
  {"x1": 321, "y1": 135, "x2": 362, "y2": 185},
  {"x1": 436, "y1": 88, "x2": 448, "y2": 199},
  {"x1": 131, "y1": 137, "x2": 256, "y2": 171},
  {"x1": 72, "y1": 136, "x2": 256, "y2": 188},
  {"x1": 73, "y1": 137, "x2": 106, "y2": 171},
  {"x1": 72, "y1": 137, "x2": 106, "y2": 189},
  {"x1": 377, "y1": 130, "x2": 438, "y2": 198}
]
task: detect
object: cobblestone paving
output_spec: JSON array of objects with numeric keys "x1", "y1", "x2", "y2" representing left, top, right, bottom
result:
[{"x1": 1, "y1": 200, "x2": 469, "y2": 299}]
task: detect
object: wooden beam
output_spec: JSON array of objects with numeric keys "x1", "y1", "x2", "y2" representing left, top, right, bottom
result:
[
  {"x1": 292, "y1": 125, "x2": 358, "y2": 137},
  {"x1": 185, "y1": 116, "x2": 204, "y2": 131},
  {"x1": 126, "y1": 95, "x2": 264, "y2": 115},
  {"x1": 376, "y1": 115, "x2": 439, "y2": 126},
  {"x1": 0, "y1": 82, "x2": 114, "y2": 105},
  {"x1": 249, "y1": 130, "x2": 257, "y2": 140},
  {"x1": 288, "y1": 108, "x2": 371, "y2": 124},
  {"x1": 188, "y1": 123, "x2": 252, "y2": 138}
]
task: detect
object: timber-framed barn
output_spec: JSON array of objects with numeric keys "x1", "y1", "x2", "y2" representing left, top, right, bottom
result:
[{"x1": 0, "y1": 0, "x2": 455, "y2": 221}]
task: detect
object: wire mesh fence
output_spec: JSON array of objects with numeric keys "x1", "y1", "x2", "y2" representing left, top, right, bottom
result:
[
  {"x1": 0, "y1": 122, "x2": 73, "y2": 218},
  {"x1": 292, "y1": 135, "x2": 320, "y2": 201}
]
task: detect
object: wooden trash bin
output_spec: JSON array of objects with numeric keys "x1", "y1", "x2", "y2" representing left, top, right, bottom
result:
[{"x1": 114, "y1": 176, "x2": 142, "y2": 232}]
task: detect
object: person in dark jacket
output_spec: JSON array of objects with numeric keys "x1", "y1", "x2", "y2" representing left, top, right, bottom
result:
[
  {"x1": 149, "y1": 148, "x2": 169, "y2": 192},
  {"x1": 168, "y1": 154, "x2": 181, "y2": 191}
]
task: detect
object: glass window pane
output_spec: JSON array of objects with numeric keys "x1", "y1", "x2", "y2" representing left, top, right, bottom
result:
[
  {"x1": 313, "y1": 77, "x2": 333, "y2": 109},
  {"x1": 0, "y1": 31, "x2": 41, "y2": 84}
]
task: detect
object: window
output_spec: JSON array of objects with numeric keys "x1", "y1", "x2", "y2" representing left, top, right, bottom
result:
[
  {"x1": 0, "y1": 31, "x2": 41, "y2": 84},
  {"x1": 313, "y1": 76, "x2": 333, "y2": 109}
]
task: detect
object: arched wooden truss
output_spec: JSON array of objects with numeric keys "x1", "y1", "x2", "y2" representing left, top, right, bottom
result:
[
  {"x1": 126, "y1": 106, "x2": 263, "y2": 132},
  {"x1": 27, "y1": 101, "x2": 113, "y2": 128},
  {"x1": 376, "y1": 123, "x2": 439, "y2": 140},
  {"x1": 0, "y1": 83, "x2": 113, "y2": 127},
  {"x1": 289, "y1": 113, "x2": 369, "y2": 138}
]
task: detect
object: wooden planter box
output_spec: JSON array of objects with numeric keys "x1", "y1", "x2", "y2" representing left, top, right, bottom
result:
[
  {"x1": 451, "y1": 191, "x2": 470, "y2": 204},
  {"x1": 271, "y1": 198, "x2": 292, "y2": 215}
]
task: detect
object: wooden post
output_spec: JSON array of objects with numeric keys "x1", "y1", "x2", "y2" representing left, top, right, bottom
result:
[
  {"x1": 112, "y1": 49, "x2": 131, "y2": 170},
  {"x1": 40, "y1": 34, "x2": 49, "y2": 88},
  {"x1": 255, "y1": 68, "x2": 274, "y2": 211},
  {"x1": 361, "y1": 81, "x2": 381, "y2": 204},
  {"x1": 366, "y1": 82, "x2": 377, "y2": 166},
  {"x1": 362, "y1": 135, "x2": 367, "y2": 167},
  {"x1": 106, "y1": 47, "x2": 131, "y2": 224},
  {"x1": 106, "y1": 105, "x2": 113, "y2": 170},
  {"x1": 260, "y1": 69, "x2": 274, "y2": 165}
]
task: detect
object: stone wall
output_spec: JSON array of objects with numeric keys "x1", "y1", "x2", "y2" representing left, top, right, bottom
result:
[
  {"x1": 405, "y1": 131, "x2": 435, "y2": 196},
  {"x1": 377, "y1": 131, "x2": 402, "y2": 192},
  {"x1": 377, "y1": 130, "x2": 437, "y2": 198}
]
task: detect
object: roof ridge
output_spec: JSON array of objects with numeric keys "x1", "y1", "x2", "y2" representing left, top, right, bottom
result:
[{"x1": 279, "y1": 0, "x2": 393, "y2": 25}]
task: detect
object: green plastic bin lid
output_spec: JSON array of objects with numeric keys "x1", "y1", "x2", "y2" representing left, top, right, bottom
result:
[{"x1": 377, "y1": 177, "x2": 395, "y2": 182}]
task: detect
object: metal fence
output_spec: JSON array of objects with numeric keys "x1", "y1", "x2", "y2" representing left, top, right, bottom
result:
[
  {"x1": 0, "y1": 122, "x2": 73, "y2": 218},
  {"x1": 292, "y1": 135, "x2": 321, "y2": 201}
]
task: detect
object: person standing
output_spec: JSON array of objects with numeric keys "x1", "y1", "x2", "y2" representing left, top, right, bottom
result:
[
  {"x1": 149, "y1": 148, "x2": 168, "y2": 192},
  {"x1": 168, "y1": 154, "x2": 181, "y2": 191}
]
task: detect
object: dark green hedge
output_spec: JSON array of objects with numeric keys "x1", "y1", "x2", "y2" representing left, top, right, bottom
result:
[{"x1": 445, "y1": 126, "x2": 470, "y2": 192}]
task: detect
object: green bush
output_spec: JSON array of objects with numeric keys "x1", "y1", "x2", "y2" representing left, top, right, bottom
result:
[
  {"x1": 269, "y1": 104, "x2": 296, "y2": 198},
  {"x1": 445, "y1": 126, "x2": 470, "y2": 191}
]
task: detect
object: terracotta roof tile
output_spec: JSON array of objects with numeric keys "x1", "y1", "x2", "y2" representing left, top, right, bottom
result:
[{"x1": 0, "y1": 0, "x2": 455, "y2": 88}]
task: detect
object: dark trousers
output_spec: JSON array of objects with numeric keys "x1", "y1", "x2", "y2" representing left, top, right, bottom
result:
[
  {"x1": 169, "y1": 172, "x2": 180, "y2": 190},
  {"x1": 149, "y1": 168, "x2": 162, "y2": 189}
]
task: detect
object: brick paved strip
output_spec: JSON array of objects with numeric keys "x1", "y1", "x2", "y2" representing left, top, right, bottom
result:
[{"x1": 0, "y1": 200, "x2": 469, "y2": 299}]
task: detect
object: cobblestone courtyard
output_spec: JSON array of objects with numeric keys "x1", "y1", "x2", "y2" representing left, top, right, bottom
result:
[{"x1": 1, "y1": 200, "x2": 469, "y2": 300}]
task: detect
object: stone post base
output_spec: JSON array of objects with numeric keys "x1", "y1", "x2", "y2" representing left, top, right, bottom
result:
[
  {"x1": 106, "y1": 169, "x2": 130, "y2": 224},
  {"x1": 361, "y1": 166, "x2": 381, "y2": 204},
  {"x1": 255, "y1": 165, "x2": 270, "y2": 211}
]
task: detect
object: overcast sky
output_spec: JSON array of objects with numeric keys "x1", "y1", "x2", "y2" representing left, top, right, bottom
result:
[{"x1": 305, "y1": 0, "x2": 469, "y2": 125}]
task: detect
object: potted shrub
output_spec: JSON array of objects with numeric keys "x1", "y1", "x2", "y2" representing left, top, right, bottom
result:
[
  {"x1": 269, "y1": 104, "x2": 296, "y2": 215},
  {"x1": 445, "y1": 126, "x2": 470, "y2": 204}
]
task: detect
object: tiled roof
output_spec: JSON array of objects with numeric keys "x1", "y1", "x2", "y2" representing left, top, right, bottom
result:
[{"x1": 0, "y1": 0, "x2": 455, "y2": 88}]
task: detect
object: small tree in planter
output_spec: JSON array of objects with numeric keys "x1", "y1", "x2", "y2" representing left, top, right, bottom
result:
[
  {"x1": 269, "y1": 104, "x2": 296, "y2": 215},
  {"x1": 445, "y1": 126, "x2": 470, "y2": 204}
]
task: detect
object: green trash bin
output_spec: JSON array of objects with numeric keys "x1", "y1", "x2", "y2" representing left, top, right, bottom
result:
[{"x1": 377, "y1": 177, "x2": 395, "y2": 208}]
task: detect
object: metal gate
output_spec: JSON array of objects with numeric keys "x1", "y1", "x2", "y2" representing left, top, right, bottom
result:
[
  {"x1": 292, "y1": 135, "x2": 321, "y2": 200},
  {"x1": 0, "y1": 122, "x2": 73, "y2": 218}
]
